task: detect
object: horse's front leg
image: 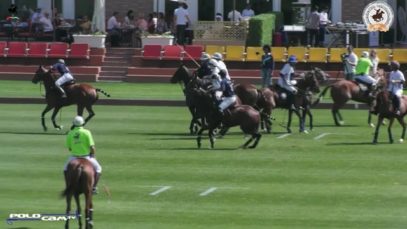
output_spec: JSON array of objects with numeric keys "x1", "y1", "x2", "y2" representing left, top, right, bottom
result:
[
  {"x1": 51, "y1": 106, "x2": 62, "y2": 130},
  {"x1": 306, "y1": 108, "x2": 313, "y2": 131},
  {"x1": 397, "y1": 116, "x2": 406, "y2": 142},
  {"x1": 85, "y1": 193, "x2": 93, "y2": 229},
  {"x1": 387, "y1": 118, "x2": 395, "y2": 144},
  {"x1": 291, "y1": 108, "x2": 304, "y2": 132},
  {"x1": 373, "y1": 116, "x2": 384, "y2": 144},
  {"x1": 287, "y1": 109, "x2": 293, "y2": 133},
  {"x1": 41, "y1": 105, "x2": 53, "y2": 131},
  {"x1": 196, "y1": 127, "x2": 205, "y2": 149}
]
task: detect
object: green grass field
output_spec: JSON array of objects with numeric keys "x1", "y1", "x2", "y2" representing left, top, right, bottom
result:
[{"x1": 1, "y1": 103, "x2": 407, "y2": 229}]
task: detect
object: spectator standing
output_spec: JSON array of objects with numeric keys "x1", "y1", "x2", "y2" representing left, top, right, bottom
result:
[
  {"x1": 215, "y1": 13, "x2": 223, "y2": 21},
  {"x1": 123, "y1": 10, "x2": 135, "y2": 29},
  {"x1": 306, "y1": 6, "x2": 320, "y2": 47},
  {"x1": 136, "y1": 13, "x2": 148, "y2": 32},
  {"x1": 388, "y1": 61, "x2": 405, "y2": 115},
  {"x1": 369, "y1": 49, "x2": 379, "y2": 77},
  {"x1": 107, "y1": 12, "x2": 122, "y2": 47},
  {"x1": 227, "y1": 9, "x2": 243, "y2": 23},
  {"x1": 318, "y1": 6, "x2": 330, "y2": 47},
  {"x1": 79, "y1": 15, "x2": 92, "y2": 34},
  {"x1": 260, "y1": 45, "x2": 275, "y2": 88},
  {"x1": 343, "y1": 45, "x2": 358, "y2": 80},
  {"x1": 39, "y1": 12, "x2": 54, "y2": 34},
  {"x1": 173, "y1": 2, "x2": 191, "y2": 45},
  {"x1": 241, "y1": 4, "x2": 255, "y2": 19}
]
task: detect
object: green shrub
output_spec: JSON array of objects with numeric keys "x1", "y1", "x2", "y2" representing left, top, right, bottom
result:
[{"x1": 246, "y1": 14, "x2": 276, "y2": 47}]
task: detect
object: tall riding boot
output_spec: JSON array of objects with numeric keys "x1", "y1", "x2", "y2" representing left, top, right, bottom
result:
[
  {"x1": 93, "y1": 173, "x2": 101, "y2": 194},
  {"x1": 56, "y1": 85, "x2": 67, "y2": 98}
]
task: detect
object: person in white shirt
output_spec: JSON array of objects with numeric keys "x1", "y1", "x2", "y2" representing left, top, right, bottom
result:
[
  {"x1": 278, "y1": 55, "x2": 298, "y2": 109},
  {"x1": 241, "y1": 4, "x2": 255, "y2": 19},
  {"x1": 369, "y1": 49, "x2": 379, "y2": 77},
  {"x1": 107, "y1": 12, "x2": 121, "y2": 47},
  {"x1": 212, "y1": 52, "x2": 231, "y2": 80},
  {"x1": 227, "y1": 10, "x2": 243, "y2": 23},
  {"x1": 39, "y1": 12, "x2": 53, "y2": 33},
  {"x1": 343, "y1": 46, "x2": 358, "y2": 80},
  {"x1": 173, "y1": 2, "x2": 190, "y2": 45},
  {"x1": 318, "y1": 6, "x2": 330, "y2": 47},
  {"x1": 388, "y1": 61, "x2": 405, "y2": 115}
]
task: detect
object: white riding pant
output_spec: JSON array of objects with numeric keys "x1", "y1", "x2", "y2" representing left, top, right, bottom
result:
[
  {"x1": 219, "y1": 95, "x2": 237, "y2": 112},
  {"x1": 63, "y1": 156, "x2": 102, "y2": 173},
  {"x1": 355, "y1": 74, "x2": 377, "y2": 85},
  {"x1": 55, "y1": 73, "x2": 74, "y2": 87},
  {"x1": 278, "y1": 82, "x2": 297, "y2": 94}
]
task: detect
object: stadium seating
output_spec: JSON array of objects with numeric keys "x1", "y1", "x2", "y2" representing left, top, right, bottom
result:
[
  {"x1": 183, "y1": 45, "x2": 204, "y2": 60},
  {"x1": 224, "y1": 45, "x2": 245, "y2": 61},
  {"x1": 69, "y1": 43, "x2": 90, "y2": 59},
  {"x1": 47, "y1": 42, "x2": 68, "y2": 58},
  {"x1": 271, "y1": 47, "x2": 287, "y2": 62},
  {"x1": 287, "y1": 46, "x2": 307, "y2": 62},
  {"x1": 142, "y1": 44, "x2": 162, "y2": 60},
  {"x1": 27, "y1": 42, "x2": 48, "y2": 58},
  {"x1": 7, "y1": 42, "x2": 27, "y2": 57},
  {"x1": 205, "y1": 45, "x2": 225, "y2": 56},
  {"x1": 391, "y1": 49, "x2": 407, "y2": 63},
  {"x1": 161, "y1": 45, "x2": 183, "y2": 60},
  {"x1": 307, "y1": 47, "x2": 328, "y2": 63},
  {"x1": 328, "y1": 48, "x2": 347, "y2": 63},
  {"x1": 0, "y1": 41, "x2": 6, "y2": 57},
  {"x1": 245, "y1": 46, "x2": 263, "y2": 62}
]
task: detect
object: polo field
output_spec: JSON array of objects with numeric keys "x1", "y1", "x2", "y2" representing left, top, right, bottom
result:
[{"x1": 1, "y1": 82, "x2": 407, "y2": 229}]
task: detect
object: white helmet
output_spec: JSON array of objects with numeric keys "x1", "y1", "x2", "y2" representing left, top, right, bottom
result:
[
  {"x1": 73, "y1": 116, "x2": 85, "y2": 126},
  {"x1": 200, "y1": 53, "x2": 211, "y2": 61},
  {"x1": 208, "y1": 59, "x2": 218, "y2": 69},
  {"x1": 58, "y1": 59, "x2": 65, "y2": 64},
  {"x1": 212, "y1": 52, "x2": 223, "y2": 60},
  {"x1": 361, "y1": 51, "x2": 369, "y2": 58}
]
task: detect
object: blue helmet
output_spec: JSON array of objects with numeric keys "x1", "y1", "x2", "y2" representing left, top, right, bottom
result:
[{"x1": 288, "y1": 55, "x2": 297, "y2": 63}]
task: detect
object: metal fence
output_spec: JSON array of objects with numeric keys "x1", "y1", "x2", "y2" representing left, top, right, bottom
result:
[{"x1": 192, "y1": 21, "x2": 248, "y2": 42}]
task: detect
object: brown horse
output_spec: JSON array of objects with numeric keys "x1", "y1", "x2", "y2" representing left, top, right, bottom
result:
[
  {"x1": 372, "y1": 91, "x2": 407, "y2": 144},
  {"x1": 62, "y1": 158, "x2": 95, "y2": 229},
  {"x1": 32, "y1": 66, "x2": 110, "y2": 131},
  {"x1": 313, "y1": 71, "x2": 386, "y2": 126},
  {"x1": 189, "y1": 86, "x2": 261, "y2": 149}
]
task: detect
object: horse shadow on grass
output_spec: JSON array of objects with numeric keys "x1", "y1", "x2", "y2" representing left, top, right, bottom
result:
[
  {"x1": 326, "y1": 142, "x2": 375, "y2": 146},
  {"x1": 0, "y1": 131, "x2": 65, "y2": 136}
]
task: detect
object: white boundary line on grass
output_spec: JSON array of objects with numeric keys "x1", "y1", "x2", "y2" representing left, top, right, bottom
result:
[
  {"x1": 277, "y1": 133, "x2": 291, "y2": 139},
  {"x1": 150, "y1": 186, "x2": 171, "y2": 196},
  {"x1": 199, "y1": 187, "x2": 218, "y2": 196},
  {"x1": 314, "y1": 133, "x2": 332, "y2": 140}
]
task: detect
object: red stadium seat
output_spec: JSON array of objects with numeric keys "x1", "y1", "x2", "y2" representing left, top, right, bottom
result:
[
  {"x1": 142, "y1": 45, "x2": 162, "y2": 60},
  {"x1": 162, "y1": 45, "x2": 183, "y2": 60},
  {"x1": 183, "y1": 45, "x2": 204, "y2": 60},
  {"x1": 48, "y1": 42, "x2": 68, "y2": 58},
  {"x1": 69, "y1": 43, "x2": 90, "y2": 59},
  {"x1": 27, "y1": 42, "x2": 48, "y2": 58},
  {"x1": 0, "y1": 41, "x2": 7, "y2": 57},
  {"x1": 7, "y1": 41, "x2": 27, "y2": 57}
]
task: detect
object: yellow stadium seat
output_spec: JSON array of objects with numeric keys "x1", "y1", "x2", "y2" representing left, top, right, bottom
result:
[
  {"x1": 328, "y1": 48, "x2": 347, "y2": 63},
  {"x1": 271, "y1": 47, "x2": 287, "y2": 62},
  {"x1": 391, "y1": 49, "x2": 407, "y2": 63},
  {"x1": 224, "y1": 45, "x2": 245, "y2": 61},
  {"x1": 287, "y1": 47, "x2": 307, "y2": 62},
  {"x1": 245, "y1": 46, "x2": 263, "y2": 62},
  {"x1": 307, "y1": 47, "x2": 328, "y2": 63},
  {"x1": 205, "y1": 45, "x2": 225, "y2": 56}
]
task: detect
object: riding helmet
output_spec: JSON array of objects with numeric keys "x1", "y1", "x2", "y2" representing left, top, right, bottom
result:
[
  {"x1": 73, "y1": 116, "x2": 85, "y2": 127},
  {"x1": 212, "y1": 52, "x2": 223, "y2": 60},
  {"x1": 58, "y1": 59, "x2": 65, "y2": 64},
  {"x1": 361, "y1": 51, "x2": 369, "y2": 58},
  {"x1": 200, "y1": 53, "x2": 211, "y2": 61},
  {"x1": 288, "y1": 55, "x2": 297, "y2": 63},
  {"x1": 390, "y1": 61, "x2": 400, "y2": 69}
]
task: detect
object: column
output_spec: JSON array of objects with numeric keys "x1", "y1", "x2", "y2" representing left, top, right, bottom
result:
[
  {"x1": 215, "y1": 0, "x2": 224, "y2": 16},
  {"x1": 331, "y1": 0, "x2": 342, "y2": 23},
  {"x1": 273, "y1": 0, "x2": 281, "y2": 12},
  {"x1": 62, "y1": 0, "x2": 75, "y2": 19},
  {"x1": 37, "y1": 0, "x2": 51, "y2": 14}
]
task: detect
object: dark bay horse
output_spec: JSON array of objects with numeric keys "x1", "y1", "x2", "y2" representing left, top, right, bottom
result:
[
  {"x1": 62, "y1": 158, "x2": 95, "y2": 229},
  {"x1": 191, "y1": 87, "x2": 261, "y2": 149},
  {"x1": 234, "y1": 68, "x2": 324, "y2": 133},
  {"x1": 32, "y1": 66, "x2": 110, "y2": 131},
  {"x1": 312, "y1": 70, "x2": 386, "y2": 126},
  {"x1": 372, "y1": 91, "x2": 407, "y2": 144}
]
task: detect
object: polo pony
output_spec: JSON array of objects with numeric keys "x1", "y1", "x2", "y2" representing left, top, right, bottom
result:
[
  {"x1": 62, "y1": 158, "x2": 95, "y2": 229},
  {"x1": 32, "y1": 66, "x2": 110, "y2": 131}
]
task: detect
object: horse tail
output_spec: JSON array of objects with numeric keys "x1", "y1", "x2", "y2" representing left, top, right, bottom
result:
[
  {"x1": 61, "y1": 165, "x2": 83, "y2": 198},
  {"x1": 96, "y1": 88, "x2": 111, "y2": 97},
  {"x1": 312, "y1": 85, "x2": 331, "y2": 107}
]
